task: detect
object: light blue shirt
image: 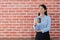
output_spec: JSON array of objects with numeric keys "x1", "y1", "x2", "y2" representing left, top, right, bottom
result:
[{"x1": 33, "y1": 15, "x2": 51, "y2": 33}]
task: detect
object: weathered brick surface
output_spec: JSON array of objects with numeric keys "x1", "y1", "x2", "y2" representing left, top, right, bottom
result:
[{"x1": 0, "y1": 0, "x2": 60, "y2": 40}]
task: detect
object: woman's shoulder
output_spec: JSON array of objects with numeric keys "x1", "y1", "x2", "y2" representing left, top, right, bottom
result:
[{"x1": 46, "y1": 15, "x2": 51, "y2": 19}]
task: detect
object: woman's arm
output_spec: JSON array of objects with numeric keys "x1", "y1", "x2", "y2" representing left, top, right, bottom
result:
[
  {"x1": 40, "y1": 16, "x2": 51, "y2": 33},
  {"x1": 33, "y1": 18, "x2": 42, "y2": 32}
]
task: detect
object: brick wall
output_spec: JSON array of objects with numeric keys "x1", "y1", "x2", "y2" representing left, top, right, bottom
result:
[{"x1": 0, "y1": 0, "x2": 60, "y2": 40}]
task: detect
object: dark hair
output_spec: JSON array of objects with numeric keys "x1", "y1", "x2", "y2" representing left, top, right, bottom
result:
[
  {"x1": 38, "y1": 18, "x2": 41, "y2": 23},
  {"x1": 38, "y1": 4, "x2": 48, "y2": 16}
]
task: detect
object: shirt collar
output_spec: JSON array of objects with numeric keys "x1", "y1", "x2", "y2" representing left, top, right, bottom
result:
[{"x1": 37, "y1": 15, "x2": 46, "y2": 18}]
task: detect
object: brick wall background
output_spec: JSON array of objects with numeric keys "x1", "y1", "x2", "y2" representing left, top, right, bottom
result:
[{"x1": 0, "y1": 0, "x2": 60, "y2": 40}]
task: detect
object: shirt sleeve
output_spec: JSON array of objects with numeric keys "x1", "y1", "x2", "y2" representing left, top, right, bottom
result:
[
  {"x1": 34, "y1": 25, "x2": 39, "y2": 31},
  {"x1": 40, "y1": 16, "x2": 51, "y2": 33}
]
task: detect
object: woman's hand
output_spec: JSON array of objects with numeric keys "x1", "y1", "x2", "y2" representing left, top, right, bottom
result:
[
  {"x1": 33, "y1": 19, "x2": 39, "y2": 28},
  {"x1": 33, "y1": 23, "x2": 37, "y2": 29},
  {"x1": 36, "y1": 30, "x2": 42, "y2": 32},
  {"x1": 34, "y1": 23, "x2": 37, "y2": 26},
  {"x1": 33, "y1": 19, "x2": 39, "y2": 27}
]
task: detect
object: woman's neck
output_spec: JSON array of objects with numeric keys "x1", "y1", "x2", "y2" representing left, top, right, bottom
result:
[{"x1": 40, "y1": 14, "x2": 45, "y2": 17}]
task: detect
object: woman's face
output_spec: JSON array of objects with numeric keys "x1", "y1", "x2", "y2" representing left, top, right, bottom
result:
[{"x1": 39, "y1": 6, "x2": 46, "y2": 15}]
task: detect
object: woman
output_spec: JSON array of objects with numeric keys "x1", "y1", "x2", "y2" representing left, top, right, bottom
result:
[{"x1": 33, "y1": 4, "x2": 51, "y2": 40}]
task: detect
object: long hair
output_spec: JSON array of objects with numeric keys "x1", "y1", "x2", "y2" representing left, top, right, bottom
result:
[{"x1": 38, "y1": 4, "x2": 48, "y2": 16}]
